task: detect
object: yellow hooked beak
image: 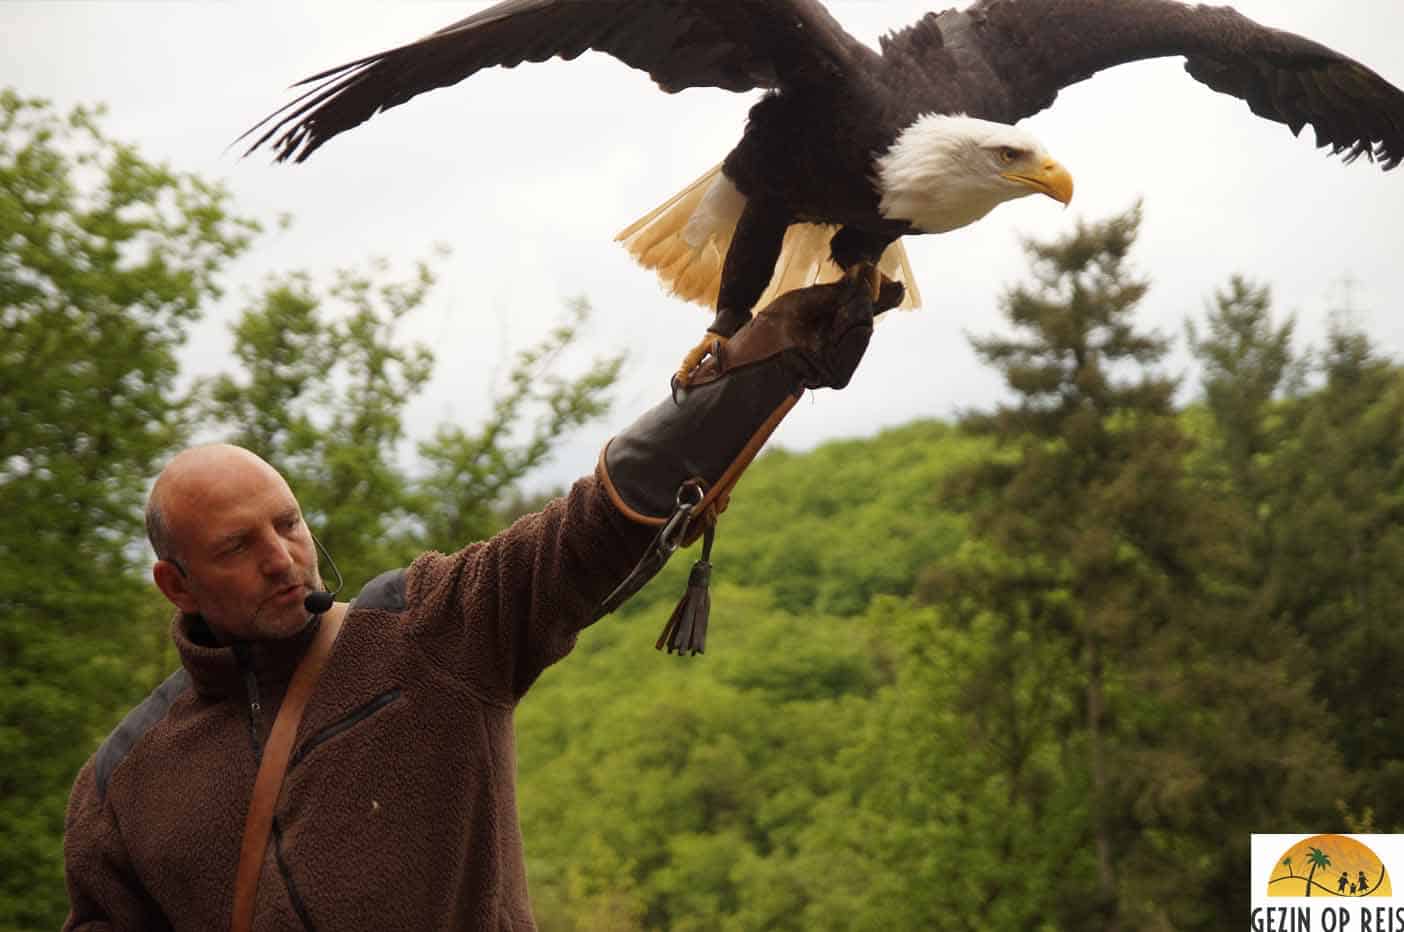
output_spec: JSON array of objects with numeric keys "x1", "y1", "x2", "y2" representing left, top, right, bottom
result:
[{"x1": 1003, "y1": 158, "x2": 1074, "y2": 205}]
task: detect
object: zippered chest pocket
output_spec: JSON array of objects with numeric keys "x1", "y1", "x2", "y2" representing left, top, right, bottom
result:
[{"x1": 289, "y1": 688, "x2": 402, "y2": 769}]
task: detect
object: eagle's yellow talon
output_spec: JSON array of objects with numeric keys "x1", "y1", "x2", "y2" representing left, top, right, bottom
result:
[{"x1": 675, "y1": 333, "x2": 729, "y2": 387}]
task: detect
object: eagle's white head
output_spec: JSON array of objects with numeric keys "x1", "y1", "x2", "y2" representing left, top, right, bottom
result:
[{"x1": 875, "y1": 114, "x2": 1074, "y2": 234}]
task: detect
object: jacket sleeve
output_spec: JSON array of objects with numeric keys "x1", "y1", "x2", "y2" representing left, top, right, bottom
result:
[
  {"x1": 63, "y1": 758, "x2": 167, "y2": 932},
  {"x1": 402, "y1": 471, "x2": 655, "y2": 704}
]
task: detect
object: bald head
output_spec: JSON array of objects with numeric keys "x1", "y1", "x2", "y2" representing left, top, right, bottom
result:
[
  {"x1": 147, "y1": 444, "x2": 323, "y2": 640},
  {"x1": 146, "y1": 444, "x2": 292, "y2": 562}
]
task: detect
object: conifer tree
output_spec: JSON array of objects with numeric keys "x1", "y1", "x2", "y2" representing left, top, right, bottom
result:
[
  {"x1": 922, "y1": 206, "x2": 1340, "y2": 928},
  {"x1": 959, "y1": 204, "x2": 1186, "y2": 928},
  {"x1": 1186, "y1": 275, "x2": 1304, "y2": 512},
  {"x1": 1265, "y1": 317, "x2": 1404, "y2": 829}
]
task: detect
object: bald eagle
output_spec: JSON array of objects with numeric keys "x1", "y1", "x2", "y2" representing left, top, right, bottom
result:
[{"x1": 244, "y1": 0, "x2": 1404, "y2": 379}]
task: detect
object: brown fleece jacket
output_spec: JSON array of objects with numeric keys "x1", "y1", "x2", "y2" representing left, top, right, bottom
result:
[{"x1": 63, "y1": 474, "x2": 654, "y2": 931}]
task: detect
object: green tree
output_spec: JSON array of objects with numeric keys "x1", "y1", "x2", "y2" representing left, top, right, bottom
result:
[
  {"x1": 515, "y1": 582, "x2": 890, "y2": 932},
  {"x1": 1186, "y1": 275, "x2": 1303, "y2": 511},
  {"x1": 414, "y1": 296, "x2": 625, "y2": 552},
  {"x1": 202, "y1": 258, "x2": 439, "y2": 586},
  {"x1": 0, "y1": 90, "x2": 257, "y2": 928},
  {"x1": 793, "y1": 589, "x2": 1086, "y2": 931},
  {"x1": 1264, "y1": 318, "x2": 1404, "y2": 829},
  {"x1": 957, "y1": 204, "x2": 1184, "y2": 927},
  {"x1": 1, "y1": 87, "x2": 622, "y2": 928},
  {"x1": 204, "y1": 266, "x2": 625, "y2": 589},
  {"x1": 916, "y1": 206, "x2": 1340, "y2": 928}
]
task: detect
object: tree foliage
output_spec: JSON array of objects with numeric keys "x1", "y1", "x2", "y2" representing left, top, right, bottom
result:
[
  {"x1": 5, "y1": 89, "x2": 1403, "y2": 932},
  {"x1": 201, "y1": 259, "x2": 439, "y2": 585},
  {"x1": 911, "y1": 206, "x2": 1340, "y2": 929},
  {"x1": 414, "y1": 296, "x2": 625, "y2": 553},
  {"x1": 202, "y1": 262, "x2": 625, "y2": 589},
  {"x1": 1186, "y1": 275, "x2": 1304, "y2": 517},
  {"x1": 1261, "y1": 319, "x2": 1404, "y2": 829},
  {"x1": 0, "y1": 92, "x2": 621, "y2": 930},
  {"x1": 0, "y1": 90, "x2": 257, "y2": 928}
]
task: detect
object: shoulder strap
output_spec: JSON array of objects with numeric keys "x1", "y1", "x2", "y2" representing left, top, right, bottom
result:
[{"x1": 230, "y1": 610, "x2": 344, "y2": 932}]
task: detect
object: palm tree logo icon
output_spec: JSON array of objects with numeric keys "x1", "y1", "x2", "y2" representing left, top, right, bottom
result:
[
  {"x1": 1267, "y1": 835, "x2": 1390, "y2": 897},
  {"x1": 1302, "y1": 847, "x2": 1332, "y2": 897}
]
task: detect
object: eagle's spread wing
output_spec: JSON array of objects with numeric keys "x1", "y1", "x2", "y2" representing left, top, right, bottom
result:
[
  {"x1": 883, "y1": 0, "x2": 1404, "y2": 169},
  {"x1": 242, "y1": 0, "x2": 874, "y2": 163}
]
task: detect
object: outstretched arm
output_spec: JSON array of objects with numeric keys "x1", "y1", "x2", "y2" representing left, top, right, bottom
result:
[{"x1": 400, "y1": 270, "x2": 896, "y2": 703}]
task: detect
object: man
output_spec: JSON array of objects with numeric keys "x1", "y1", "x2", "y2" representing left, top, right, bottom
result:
[{"x1": 62, "y1": 272, "x2": 896, "y2": 931}]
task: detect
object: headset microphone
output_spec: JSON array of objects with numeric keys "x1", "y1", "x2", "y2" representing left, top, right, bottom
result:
[{"x1": 303, "y1": 531, "x2": 345, "y2": 615}]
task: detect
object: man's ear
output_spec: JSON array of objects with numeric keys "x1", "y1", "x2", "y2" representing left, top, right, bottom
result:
[{"x1": 153, "y1": 560, "x2": 199, "y2": 614}]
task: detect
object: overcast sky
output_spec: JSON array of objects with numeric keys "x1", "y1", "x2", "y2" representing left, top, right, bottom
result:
[{"x1": 6, "y1": 0, "x2": 1403, "y2": 491}]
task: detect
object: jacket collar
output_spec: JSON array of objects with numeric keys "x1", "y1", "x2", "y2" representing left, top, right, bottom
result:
[{"x1": 171, "y1": 612, "x2": 320, "y2": 700}]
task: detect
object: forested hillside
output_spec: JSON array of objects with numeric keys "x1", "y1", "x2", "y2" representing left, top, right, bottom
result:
[
  {"x1": 515, "y1": 210, "x2": 1404, "y2": 929},
  {"x1": 6, "y1": 92, "x2": 1402, "y2": 930}
]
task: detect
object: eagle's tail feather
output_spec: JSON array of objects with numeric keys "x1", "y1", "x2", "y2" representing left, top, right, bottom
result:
[
  {"x1": 616, "y1": 163, "x2": 729, "y2": 308},
  {"x1": 617, "y1": 166, "x2": 922, "y2": 315}
]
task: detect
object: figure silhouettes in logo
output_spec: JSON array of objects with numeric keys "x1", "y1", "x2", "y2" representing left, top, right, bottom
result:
[
  {"x1": 1339, "y1": 872, "x2": 1350, "y2": 894},
  {"x1": 1358, "y1": 871, "x2": 1371, "y2": 895}
]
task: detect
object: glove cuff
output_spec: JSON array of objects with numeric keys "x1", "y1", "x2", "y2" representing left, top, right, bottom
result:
[
  {"x1": 597, "y1": 357, "x2": 803, "y2": 527},
  {"x1": 593, "y1": 358, "x2": 804, "y2": 633},
  {"x1": 592, "y1": 271, "x2": 880, "y2": 645}
]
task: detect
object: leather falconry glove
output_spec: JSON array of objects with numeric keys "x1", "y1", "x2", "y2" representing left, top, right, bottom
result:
[{"x1": 595, "y1": 266, "x2": 902, "y2": 654}]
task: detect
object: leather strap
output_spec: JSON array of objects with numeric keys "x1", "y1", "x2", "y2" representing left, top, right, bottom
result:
[{"x1": 230, "y1": 609, "x2": 344, "y2": 932}]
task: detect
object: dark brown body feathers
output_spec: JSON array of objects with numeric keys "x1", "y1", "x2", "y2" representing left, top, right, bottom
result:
[{"x1": 243, "y1": 0, "x2": 1404, "y2": 323}]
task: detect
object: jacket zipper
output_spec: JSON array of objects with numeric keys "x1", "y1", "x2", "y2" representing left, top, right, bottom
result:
[
  {"x1": 288, "y1": 688, "x2": 402, "y2": 769},
  {"x1": 273, "y1": 690, "x2": 401, "y2": 932},
  {"x1": 240, "y1": 657, "x2": 264, "y2": 759},
  {"x1": 272, "y1": 818, "x2": 317, "y2": 932}
]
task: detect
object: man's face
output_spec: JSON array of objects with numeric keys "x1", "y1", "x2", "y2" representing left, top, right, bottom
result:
[{"x1": 152, "y1": 447, "x2": 323, "y2": 642}]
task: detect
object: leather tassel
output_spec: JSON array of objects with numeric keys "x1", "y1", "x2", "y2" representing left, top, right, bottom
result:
[{"x1": 656, "y1": 526, "x2": 714, "y2": 655}]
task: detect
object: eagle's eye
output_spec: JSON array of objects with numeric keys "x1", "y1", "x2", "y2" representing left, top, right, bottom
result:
[{"x1": 999, "y1": 146, "x2": 1021, "y2": 164}]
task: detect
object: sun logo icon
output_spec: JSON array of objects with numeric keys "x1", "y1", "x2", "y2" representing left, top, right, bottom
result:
[{"x1": 1268, "y1": 835, "x2": 1391, "y2": 897}]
